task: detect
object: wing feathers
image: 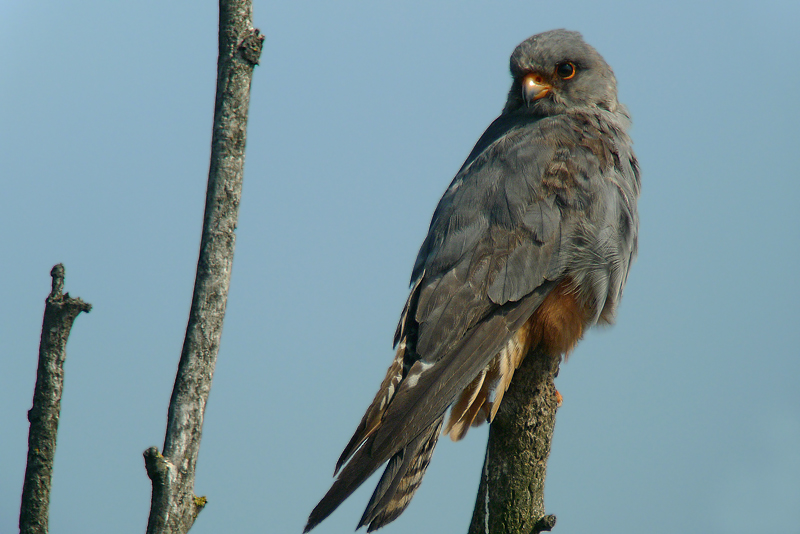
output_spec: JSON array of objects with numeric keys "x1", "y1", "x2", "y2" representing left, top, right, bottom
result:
[
  {"x1": 305, "y1": 434, "x2": 386, "y2": 533},
  {"x1": 489, "y1": 322, "x2": 531, "y2": 421},
  {"x1": 445, "y1": 311, "x2": 534, "y2": 440},
  {"x1": 444, "y1": 367, "x2": 487, "y2": 439},
  {"x1": 370, "y1": 283, "x2": 554, "y2": 458},
  {"x1": 335, "y1": 342, "x2": 406, "y2": 475},
  {"x1": 447, "y1": 373, "x2": 491, "y2": 440}
]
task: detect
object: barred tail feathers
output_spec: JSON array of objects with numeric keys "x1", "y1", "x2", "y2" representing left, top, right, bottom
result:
[{"x1": 359, "y1": 417, "x2": 444, "y2": 532}]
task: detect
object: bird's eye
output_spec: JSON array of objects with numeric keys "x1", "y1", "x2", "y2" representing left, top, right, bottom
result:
[{"x1": 556, "y1": 62, "x2": 576, "y2": 80}]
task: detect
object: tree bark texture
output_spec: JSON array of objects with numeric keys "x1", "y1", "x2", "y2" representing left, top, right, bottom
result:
[
  {"x1": 467, "y1": 348, "x2": 560, "y2": 534},
  {"x1": 143, "y1": 3, "x2": 263, "y2": 534},
  {"x1": 19, "y1": 264, "x2": 92, "y2": 534}
]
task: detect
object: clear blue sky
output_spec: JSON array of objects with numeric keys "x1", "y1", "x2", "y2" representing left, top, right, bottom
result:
[{"x1": 2, "y1": 2, "x2": 798, "y2": 533}]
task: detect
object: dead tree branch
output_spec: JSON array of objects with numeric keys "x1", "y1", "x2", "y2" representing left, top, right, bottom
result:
[
  {"x1": 19, "y1": 264, "x2": 91, "y2": 534},
  {"x1": 467, "y1": 349, "x2": 561, "y2": 534},
  {"x1": 143, "y1": 2, "x2": 263, "y2": 533}
]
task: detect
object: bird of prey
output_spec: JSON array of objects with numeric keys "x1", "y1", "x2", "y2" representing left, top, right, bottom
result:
[{"x1": 305, "y1": 29, "x2": 639, "y2": 532}]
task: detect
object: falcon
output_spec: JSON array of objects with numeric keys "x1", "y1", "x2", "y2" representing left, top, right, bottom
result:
[{"x1": 305, "y1": 29, "x2": 639, "y2": 532}]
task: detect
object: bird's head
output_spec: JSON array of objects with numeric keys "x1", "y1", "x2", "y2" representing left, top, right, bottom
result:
[{"x1": 503, "y1": 29, "x2": 619, "y2": 116}]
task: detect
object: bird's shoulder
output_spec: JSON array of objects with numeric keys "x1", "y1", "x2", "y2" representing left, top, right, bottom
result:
[{"x1": 410, "y1": 111, "x2": 615, "y2": 289}]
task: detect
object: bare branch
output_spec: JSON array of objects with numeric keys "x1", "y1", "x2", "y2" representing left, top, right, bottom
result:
[
  {"x1": 143, "y1": 1, "x2": 263, "y2": 533},
  {"x1": 20, "y1": 264, "x2": 91, "y2": 534},
  {"x1": 468, "y1": 350, "x2": 560, "y2": 534}
]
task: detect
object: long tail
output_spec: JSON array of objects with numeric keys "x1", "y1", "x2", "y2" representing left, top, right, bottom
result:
[
  {"x1": 304, "y1": 417, "x2": 444, "y2": 532},
  {"x1": 358, "y1": 417, "x2": 444, "y2": 531}
]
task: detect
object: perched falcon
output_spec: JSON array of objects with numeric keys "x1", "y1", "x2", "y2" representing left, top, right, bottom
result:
[{"x1": 305, "y1": 29, "x2": 639, "y2": 532}]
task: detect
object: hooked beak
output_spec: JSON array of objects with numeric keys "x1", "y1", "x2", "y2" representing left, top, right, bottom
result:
[{"x1": 522, "y1": 73, "x2": 551, "y2": 106}]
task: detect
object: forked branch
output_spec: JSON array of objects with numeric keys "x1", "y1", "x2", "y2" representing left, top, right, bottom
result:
[{"x1": 20, "y1": 264, "x2": 91, "y2": 534}]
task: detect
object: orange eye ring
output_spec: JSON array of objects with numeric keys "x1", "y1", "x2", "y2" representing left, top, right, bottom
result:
[{"x1": 555, "y1": 61, "x2": 576, "y2": 80}]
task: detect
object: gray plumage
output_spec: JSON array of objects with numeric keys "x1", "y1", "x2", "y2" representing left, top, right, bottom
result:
[{"x1": 305, "y1": 29, "x2": 639, "y2": 532}]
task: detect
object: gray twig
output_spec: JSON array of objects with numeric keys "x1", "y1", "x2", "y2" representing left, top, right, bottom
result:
[
  {"x1": 19, "y1": 264, "x2": 91, "y2": 534},
  {"x1": 143, "y1": 2, "x2": 263, "y2": 533}
]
